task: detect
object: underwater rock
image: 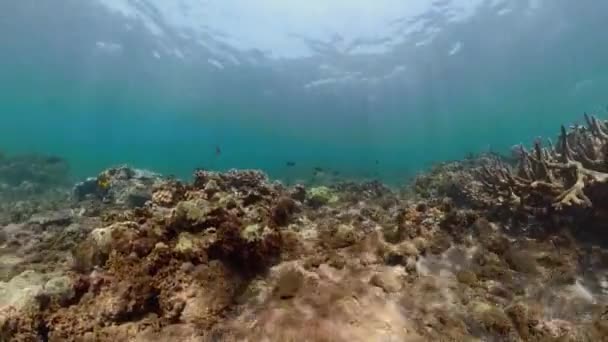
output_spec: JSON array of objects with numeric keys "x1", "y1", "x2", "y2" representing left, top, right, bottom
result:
[
  {"x1": 0, "y1": 185, "x2": 71, "y2": 225},
  {"x1": 306, "y1": 186, "x2": 339, "y2": 208},
  {"x1": 593, "y1": 310, "x2": 608, "y2": 338},
  {"x1": 171, "y1": 199, "x2": 221, "y2": 231},
  {"x1": 428, "y1": 232, "x2": 452, "y2": 255},
  {"x1": 209, "y1": 220, "x2": 282, "y2": 274},
  {"x1": 174, "y1": 233, "x2": 197, "y2": 254},
  {"x1": 504, "y1": 248, "x2": 539, "y2": 274},
  {"x1": 222, "y1": 169, "x2": 268, "y2": 190},
  {"x1": 28, "y1": 209, "x2": 73, "y2": 227},
  {"x1": 1, "y1": 222, "x2": 25, "y2": 240},
  {"x1": 411, "y1": 160, "x2": 478, "y2": 205},
  {"x1": 534, "y1": 319, "x2": 578, "y2": 339},
  {"x1": 100, "y1": 278, "x2": 159, "y2": 323},
  {"x1": 370, "y1": 267, "x2": 403, "y2": 293},
  {"x1": 71, "y1": 222, "x2": 137, "y2": 272},
  {"x1": 441, "y1": 209, "x2": 479, "y2": 240},
  {"x1": 0, "y1": 153, "x2": 71, "y2": 188},
  {"x1": 203, "y1": 179, "x2": 221, "y2": 197},
  {"x1": 274, "y1": 266, "x2": 304, "y2": 299},
  {"x1": 469, "y1": 300, "x2": 513, "y2": 335},
  {"x1": 110, "y1": 181, "x2": 153, "y2": 208},
  {"x1": 333, "y1": 180, "x2": 393, "y2": 201},
  {"x1": 174, "y1": 199, "x2": 208, "y2": 223},
  {"x1": 320, "y1": 224, "x2": 361, "y2": 249},
  {"x1": 289, "y1": 184, "x2": 306, "y2": 202},
  {"x1": 0, "y1": 270, "x2": 46, "y2": 311},
  {"x1": 456, "y1": 270, "x2": 478, "y2": 286},
  {"x1": 173, "y1": 232, "x2": 208, "y2": 263},
  {"x1": 195, "y1": 169, "x2": 275, "y2": 200},
  {"x1": 241, "y1": 223, "x2": 269, "y2": 242},
  {"x1": 270, "y1": 197, "x2": 297, "y2": 227},
  {"x1": 177, "y1": 261, "x2": 241, "y2": 327},
  {"x1": 150, "y1": 181, "x2": 185, "y2": 207},
  {"x1": 131, "y1": 324, "x2": 205, "y2": 341},
  {"x1": 0, "y1": 255, "x2": 21, "y2": 281},
  {"x1": 193, "y1": 169, "x2": 210, "y2": 188},
  {"x1": 71, "y1": 238, "x2": 109, "y2": 273},
  {"x1": 43, "y1": 275, "x2": 75, "y2": 304},
  {"x1": 472, "y1": 218, "x2": 510, "y2": 255},
  {"x1": 151, "y1": 189, "x2": 174, "y2": 207},
  {"x1": 90, "y1": 224, "x2": 119, "y2": 251},
  {"x1": 505, "y1": 302, "x2": 542, "y2": 341},
  {"x1": 72, "y1": 177, "x2": 98, "y2": 201},
  {"x1": 396, "y1": 241, "x2": 420, "y2": 257},
  {"x1": 383, "y1": 241, "x2": 420, "y2": 266},
  {"x1": 73, "y1": 166, "x2": 161, "y2": 207},
  {"x1": 333, "y1": 224, "x2": 361, "y2": 248},
  {"x1": 124, "y1": 187, "x2": 152, "y2": 208},
  {"x1": 412, "y1": 237, "x2": 429, "y2": 252},
  {"x1": 227, "y1": 260, "x2": 422, "y2": 342}
]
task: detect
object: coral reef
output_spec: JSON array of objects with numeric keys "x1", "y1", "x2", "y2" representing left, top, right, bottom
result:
[
  {"x1": 0, "y1": 153, "x2": 71, "y2": 189},
  {"x1": 0, "y1": 137, "x2": 608, "y2": 341},
  {"x1": 73, "y1": 166, "x2": 164, "y2": 208},
  {"x1": 0, "y1": 152, "x2": 73, "y2": 226},
  {"x1": 409, "y1": 154, "x2": 497, "y2": 209},
  {"x1": 478, "y1": 114, "x2": 608, "y2": 216}
]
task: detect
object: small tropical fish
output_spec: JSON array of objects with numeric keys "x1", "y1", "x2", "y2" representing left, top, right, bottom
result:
[
  {"x1": 96, "y1": 174, "x2": 111, "y2": 190},
  {"x1": 286, "y1": 161, "x2": 296, "y2": 167}
]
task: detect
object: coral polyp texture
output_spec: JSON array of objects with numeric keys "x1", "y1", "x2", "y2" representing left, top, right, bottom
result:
[{"x1": 478, "y1": 114, "x2": 608, "y2": 214}]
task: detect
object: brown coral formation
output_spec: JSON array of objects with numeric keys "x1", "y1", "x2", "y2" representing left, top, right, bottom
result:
[{"x1": 478, "y1": 114, "x2": 608, "y2": 216}]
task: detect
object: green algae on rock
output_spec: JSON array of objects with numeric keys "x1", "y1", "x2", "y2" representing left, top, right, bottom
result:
[{"x1": 306, "y1": 186, "x2": 339, "y2": 207}]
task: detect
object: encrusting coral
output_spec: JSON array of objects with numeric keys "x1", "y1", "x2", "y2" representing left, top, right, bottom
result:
[{"x1": 478, "y1": 114, "x2": 608, "y2": 215}]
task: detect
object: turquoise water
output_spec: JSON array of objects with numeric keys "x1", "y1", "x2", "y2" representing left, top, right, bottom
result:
[{"x1": 1, "y1": 1, "x2": 608, "y2": 185}]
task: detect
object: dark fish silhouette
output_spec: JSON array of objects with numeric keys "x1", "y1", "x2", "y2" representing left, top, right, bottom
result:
[
  {"x1": 331, "y1": 170, "x2": 340, "y2": 176},
  {"x1": 45, "y1": 156, "x2": 63, "y2": 164},
  {"x1": 215, "y1": 145, "x2": 221, "y2": 156},
  {"x1": 375, "y1": 160, "x2": 379, "y2": 165},
  {"x1": 313, "y1": 167, "x2": 326, "y2": 177},
  {"x1": 286, "y1": 161, "x2": 296, "y2": 167}
]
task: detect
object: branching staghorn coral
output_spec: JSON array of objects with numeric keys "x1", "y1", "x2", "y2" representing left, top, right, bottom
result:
[{"x1": 478, "y1": 114, "x2": 608, "y2": 212}]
